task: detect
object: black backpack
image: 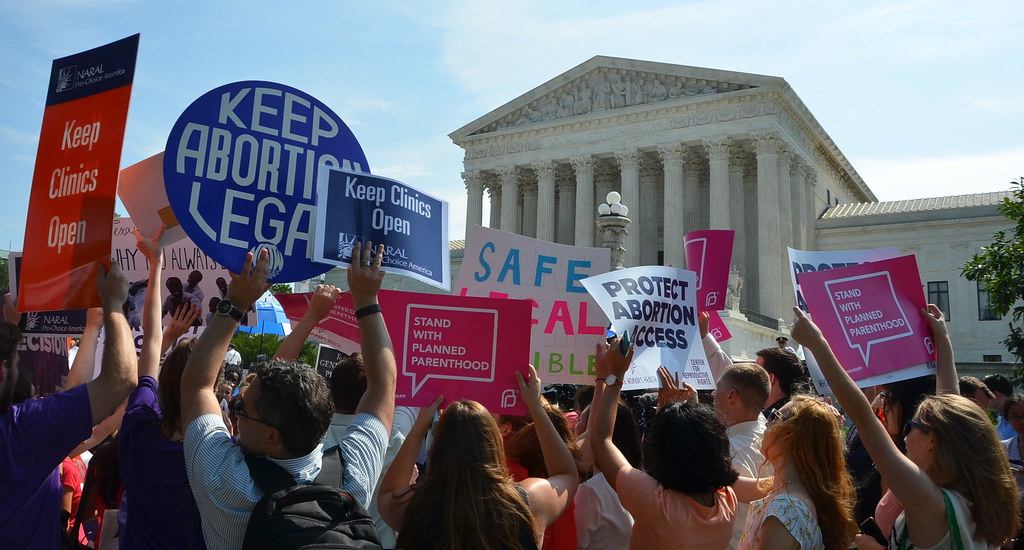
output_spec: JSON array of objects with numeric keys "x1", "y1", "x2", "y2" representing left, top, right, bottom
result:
[{"x1": 243, "y1": 446, "x2": 383, "y2": 550}]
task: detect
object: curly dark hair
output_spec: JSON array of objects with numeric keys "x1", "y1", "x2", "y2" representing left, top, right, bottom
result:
[
  {"x1": 253, "y1": 360, "x2": 333, "y2": 455},
  {"x1": 643, "y1": 402, "x2": 737, "y2": 494}
]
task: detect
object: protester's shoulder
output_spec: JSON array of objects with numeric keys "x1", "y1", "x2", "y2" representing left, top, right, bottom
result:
[
  {"x1": 184, "y1": 413, "x2": 237, "y2": 458},
  {"x1": 127, "y1": 376, "x2": 159, "y2": 412},
  {"x1": 8, "y1": 384, "x2": 91, "y2": 430}
]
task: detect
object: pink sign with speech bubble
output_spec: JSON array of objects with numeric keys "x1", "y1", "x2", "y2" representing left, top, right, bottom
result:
[
  {"x1": 797, "y1": 255, "x2": 932, "y2": 380},
  {"x1": 379, "y1": 290, "x2": 533, "y2": 415},
  {"x1": 684, "y1": 230, "x2": 734, "y2": 311}
]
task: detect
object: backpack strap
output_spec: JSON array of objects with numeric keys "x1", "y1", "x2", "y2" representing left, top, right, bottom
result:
[
  {"x1": 315, "y1": 445, "x2": 346, "y2": 488},
  {"x1": 244, "y1": 454, "x2": 298, "y2": 496}
]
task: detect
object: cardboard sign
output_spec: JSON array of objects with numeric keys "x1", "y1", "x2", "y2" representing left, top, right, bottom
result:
[
  {"x1": 456, "y1": 226, "x2": 610, "y2": 384},
  {"x1": 163, "y1": 81, "x2": 369, "y2": 282},
  {"x1": 110, "y1": 218, "x2": 255, "y2": 328},
  {"x1": 582, "y1": 266, "x2": 712, "y2": 390},
  {"x1": 380, "y1": 290, "x2": 532, "y2": 415},
  {"x1": 118, "y1": 152, "x2": 188, "y2": 246},
  {"x1": 684, "y1": 230, "x2": 734, "y2": 311},
  {"x1": 19, "y1": 35, "x2": 139, "y2": 312},
  {"x1": 314, "y1": 167, "x2": 450, "y2": 290},
  {"x1": 275, "y1": 292, "x2": 361, "y2": 354},
  {"x1": 7, "y1": 255, "x2": 89, "y2": 336},
  {"x1": 787, "y1": 247, "x2": 935, "y2": 389},
  {"x1": 799, "y1": 255, "x2": 933, "y2": 380}
]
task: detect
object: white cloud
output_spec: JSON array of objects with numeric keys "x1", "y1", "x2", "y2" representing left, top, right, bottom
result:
[{"x1": 855, "y1": 147, "x2": 1024, "y2": 202}]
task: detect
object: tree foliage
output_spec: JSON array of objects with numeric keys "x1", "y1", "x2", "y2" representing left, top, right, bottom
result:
[
  {"x1": 962, "y1": 177, "x2": 1024, "y2": 383},
  {"x1": 270, "y1": 283, "x2": 293, "y2": 294},
  {"x1": 230, "y1": 331, "x2": 319, "y2": 368}
]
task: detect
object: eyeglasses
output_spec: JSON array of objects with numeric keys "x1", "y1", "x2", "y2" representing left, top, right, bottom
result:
[
  {"x1": 878, "y1": 392, "x2": 893, "y2": 406},
  {"x1": 766, "y1": 408, "x2": 793, "y2": 427},
  {"x1": 231, "y1": 398, "x2": 275, "y2": 428},
  {"x1": 903, "y1": 419, "x2": 932, "y2": 438}
]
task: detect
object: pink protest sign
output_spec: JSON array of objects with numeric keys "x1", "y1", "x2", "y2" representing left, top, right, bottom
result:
[
  {"x1": 706, "y1": 311, "x2": 732, "y2": 342},
  {"x1": 684, "y1": 230, "x2": 734, "y2": 311},
  {"x1": 798, "y1": 255, "x2": 932, "y2": 380},
  {"x1": 378, "y1": 290, "x2": 533, "y2": 415},
  {"x1": 276, "y1": 292, "x2": 361, "y2": 354}
]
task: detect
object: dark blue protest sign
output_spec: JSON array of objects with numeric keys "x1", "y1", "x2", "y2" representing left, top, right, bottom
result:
[
  {"x1": 314, "y1": 167, "x2": 450, "y2": 290},
  {"x1": 163, "y1": 81, "x2": 369, "y2": 282},
  {"x1": 6, "y1": 254, "x2": 88, "y2": 336}
]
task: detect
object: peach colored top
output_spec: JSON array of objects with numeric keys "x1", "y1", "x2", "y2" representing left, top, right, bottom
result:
[{"x1": 616, "y1": 465, "x2": 736, "y2": 549}]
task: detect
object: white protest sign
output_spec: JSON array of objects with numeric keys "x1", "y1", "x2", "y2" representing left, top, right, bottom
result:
[
  {"x1": 456, "y1": 226, "x2": 610, "y2": 384},
  {"x1": 787, "y1": 247, "x2": 935, "y2": 390},
  {"x1": 582, "y1": 266, "x2": 712, "y2": 390}
]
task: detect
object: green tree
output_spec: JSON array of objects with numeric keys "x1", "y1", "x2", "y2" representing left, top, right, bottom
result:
[
  {"x1": 0, "y1": 257, "x2": 8, "y2": 293},
  {"x1": 230, "y1": 332, "x2": 320, "y2": 368},
  {"x1": 270, "y1": 283, "x2": 292, "y2": 294},
  {"x1": 962, "y1": 177, "x2": 1024, "y2": 383}
]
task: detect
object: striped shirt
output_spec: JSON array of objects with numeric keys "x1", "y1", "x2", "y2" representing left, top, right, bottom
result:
[{"x1": 184, "y1": 412, "x2": 388, "y2": 550}]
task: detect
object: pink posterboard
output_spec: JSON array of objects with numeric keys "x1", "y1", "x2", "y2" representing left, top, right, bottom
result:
[
  {"x1": 797, "y1": 255, "x2": 932, "y2": 380},
  {"x1": 706, "y1": 311, "x2": 732, "y2": 342},
  {"x1": 379, "y1": 290, "x2": 533, "y2": 415},
  {"x1": 684, "y1": 230, "x2": 734, "y2": 311},
  {"x1": 276, "y1": 292, "x2": 361, "y2": 354}
]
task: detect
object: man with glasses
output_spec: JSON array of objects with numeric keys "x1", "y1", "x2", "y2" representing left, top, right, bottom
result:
[{"x1": 181, "y1": 243, "x2": 396, "y2": 550}]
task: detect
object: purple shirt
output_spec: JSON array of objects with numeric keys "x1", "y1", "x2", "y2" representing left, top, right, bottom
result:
[
  {"x1": 0, "y1": 384, "x2": 92, "y2": 549},
  {"x1": 119, "y1": 376, "x2": 206, "y2": 549}
]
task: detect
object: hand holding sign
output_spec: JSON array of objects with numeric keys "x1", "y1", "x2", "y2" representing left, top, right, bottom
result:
[
  {"x1": 134, "y1": 224, "x2": 166, "y2": 263},
  {"x1": 97, "y1": 263, "x2": 128, "y2": 312},
  {"x1": 227, "y1": 250, "x2": 272, "y2": 310}
]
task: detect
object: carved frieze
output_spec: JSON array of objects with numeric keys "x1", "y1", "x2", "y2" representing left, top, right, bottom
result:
[{"x1": 472, "y1": 67, "x2": 756, "y2": 135}]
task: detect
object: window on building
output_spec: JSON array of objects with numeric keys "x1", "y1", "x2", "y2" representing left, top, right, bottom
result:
[
  {"x1": 977, "y1": 283, "x2": 1002, "y2": 321},
  {"x1": 927, "y1": 281, "x2": 950, "y2": 321},
  {"x1": 983, "y1": 354, "x2": 1003, "y2": 362}
]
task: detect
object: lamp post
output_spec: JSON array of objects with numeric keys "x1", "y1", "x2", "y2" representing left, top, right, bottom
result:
[{"x1": 595, "y1": 191, "x2": 632, "y2": 271}]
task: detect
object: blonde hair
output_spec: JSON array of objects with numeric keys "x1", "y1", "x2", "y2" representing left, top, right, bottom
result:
[
  {"x1": 763, "y1": 396, "x2": 858, "y2": 549},
  {"x1": 915, "y1": 394, "x2": 1020, "y2": 545},
  {"x1": 397, "y1": 400, "x2": 536, "y2": 550}
]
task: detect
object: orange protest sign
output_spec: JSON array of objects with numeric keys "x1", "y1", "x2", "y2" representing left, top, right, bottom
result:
[{"x1": 18, "y1": 35, "x2": 139, "y2": 312}]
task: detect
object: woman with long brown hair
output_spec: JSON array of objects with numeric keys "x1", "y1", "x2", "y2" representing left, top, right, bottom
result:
[
  {"x1": 791, "y1": 306, "x2": 1019, "y2": 549},
  {"x1": 379, "y1": 366, "x2": 579, "y2": 550},
  {"x1": 738, "y1": 395, "x2": 858, "y2": 549}
]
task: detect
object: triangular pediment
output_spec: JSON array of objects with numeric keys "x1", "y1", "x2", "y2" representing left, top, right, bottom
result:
[{"x1": 451, "y1": 56, "x2": 783, "y2": 141}]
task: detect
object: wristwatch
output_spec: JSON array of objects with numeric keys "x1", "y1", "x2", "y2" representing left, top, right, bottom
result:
[
  {"x1": 604, "y1": 373, "x2": 623, "y2": 387},
  {"x1": 216, "y1": 298, "x2": 245, "y2": 322}
]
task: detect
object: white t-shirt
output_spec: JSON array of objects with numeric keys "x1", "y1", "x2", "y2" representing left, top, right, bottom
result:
[
  {"x1": 574, "y1": 471, "x2": 633, "y2": 550},
  {"x1": 224, "y1": 348, "x2": 241, "y2": 366},
  {"x1": 727, "y1": 417, "x2": 768, "y2": 550}
]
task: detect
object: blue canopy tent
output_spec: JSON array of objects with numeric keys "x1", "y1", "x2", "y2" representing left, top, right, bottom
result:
[{"x1": 236, "y1": 300, "x2": 292, "y2": 336}]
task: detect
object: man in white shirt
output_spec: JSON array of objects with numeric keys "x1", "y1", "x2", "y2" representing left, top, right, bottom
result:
[{"x1": 713, "y1": 363, "x2": 771, "y2": 550}]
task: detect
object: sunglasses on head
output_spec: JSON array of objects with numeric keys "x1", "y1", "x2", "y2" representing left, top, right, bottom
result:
[
  {"x1": 903, "y1": 419, "x2": 931, "y2": 438},
  {"x1": 766, "y1": 408, "x2": 793, "y2": 427}
]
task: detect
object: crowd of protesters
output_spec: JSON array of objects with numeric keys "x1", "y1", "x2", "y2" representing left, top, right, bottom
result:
[{"x1": 0, "y1": 230, "x2": 1021, "y2": 549}]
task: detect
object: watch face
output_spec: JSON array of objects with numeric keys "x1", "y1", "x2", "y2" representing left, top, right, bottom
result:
[
  {"x1": 605, "y1": 374, "x2": 618, "y2": 386},
  {"x1": 217, "y1": 300, "x2": 233, "y2": 314}
]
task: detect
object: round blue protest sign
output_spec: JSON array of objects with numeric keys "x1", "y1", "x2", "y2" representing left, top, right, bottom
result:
[{"x1": 164, "y1": 81, "x2": 369, "y2": 282}]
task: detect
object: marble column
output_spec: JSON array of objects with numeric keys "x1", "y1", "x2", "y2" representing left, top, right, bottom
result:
[
  {"x1": 753, "y1": 131, "x2": 784, "y2": 320},
  {"x1": 521, "y1": 178, "x2": 539, "y2": 239},
  {"x1": 682, "y1": 151, "x2": 701, "y2": 236},
  {"x1": 487, "y1": 178, "x2": 502, "y2": 229},
  {"x1": 777, "y1": 150, "x2": 794, "y2": 297},
  {"x1": 802, "y1": 165, "x2": 818, "y2": 249},
  {"x1": 463, "y1": 171, "x2": 484, "y2": 237},
  {"x1": 639, "y1": 153, "x2": 660, "y2": 265},
  {"x1": 556, "y1": 166, "x2": 576, "y2": 245},
  {"x1": 742, "y1": 156, "x2": 759, "y2": 311},
  {"x1": 789, "y1": 158, "x2": 805, "y2": 250},
  {"x1": 658, "y1": 144, "x2": 686, "y2": 269},
  {"x1": 497, "y1": 166, "x2": 520, "y2": 233},
  {"x1": 594, "y1": 161, "x2": 617, "y2": 245},
  {"x1": 533, "y1": 161, "x2": 556, "y2": 242},
  {"x1": 728, "y1": 149, "x2": 746, "y2": 280},
  {"x1": 704, "y1": 137, "x2": 732, "y2": 230},
  {"x1": 614, "y1": 149, "x2": 642, "y2": 266},
  {"x1": 571, "y1": 155, "x2": 596, "y2": 247}
]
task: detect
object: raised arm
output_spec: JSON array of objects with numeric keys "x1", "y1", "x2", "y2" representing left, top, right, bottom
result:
[
  {"x1": 378, "y1": 395, "x2": 442, "y2": 529},
  {"x1": 789, "y1": 307, "x2": 946, "y2": 541},
  {"x1": 699, "y1": 311, "x2": 732, "y2": 381},
  {"x1": 589, "y1": 339, "x2": 633, "y2": 490},
  {"x1": 85, "y1": 264, "x2": 138, "y2": 425},
  {"x1": 517, "y1": 365, "x2": 580, "y2": 533},
  {"x1": 65, "y1": 308, "x2": 103, "y2": 390},
  {"x1": 181, "y1": 251, "x2": 269, "y2": 430},
  {"x1": 274, "y1": 284, "x2": 339, "y2": 361},
  {"x1": 349, "y1": 242, "x2": 396, "y2": 434},
  {"x1": 135, "y1": 225, "x2": 165, "y2": 379},
  {"x1": 922, "y1": 305, "x2": 958, "y2": 395}
]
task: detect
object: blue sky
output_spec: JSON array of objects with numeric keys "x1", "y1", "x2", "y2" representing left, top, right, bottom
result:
[{"x1": 1, "y1": 0, "x2": 1022, "y2": 250}]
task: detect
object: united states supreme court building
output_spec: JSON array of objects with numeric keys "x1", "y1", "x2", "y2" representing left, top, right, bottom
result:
[{"x1": 327, "y1": 56, "x2": 1015, "y2": 374}]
